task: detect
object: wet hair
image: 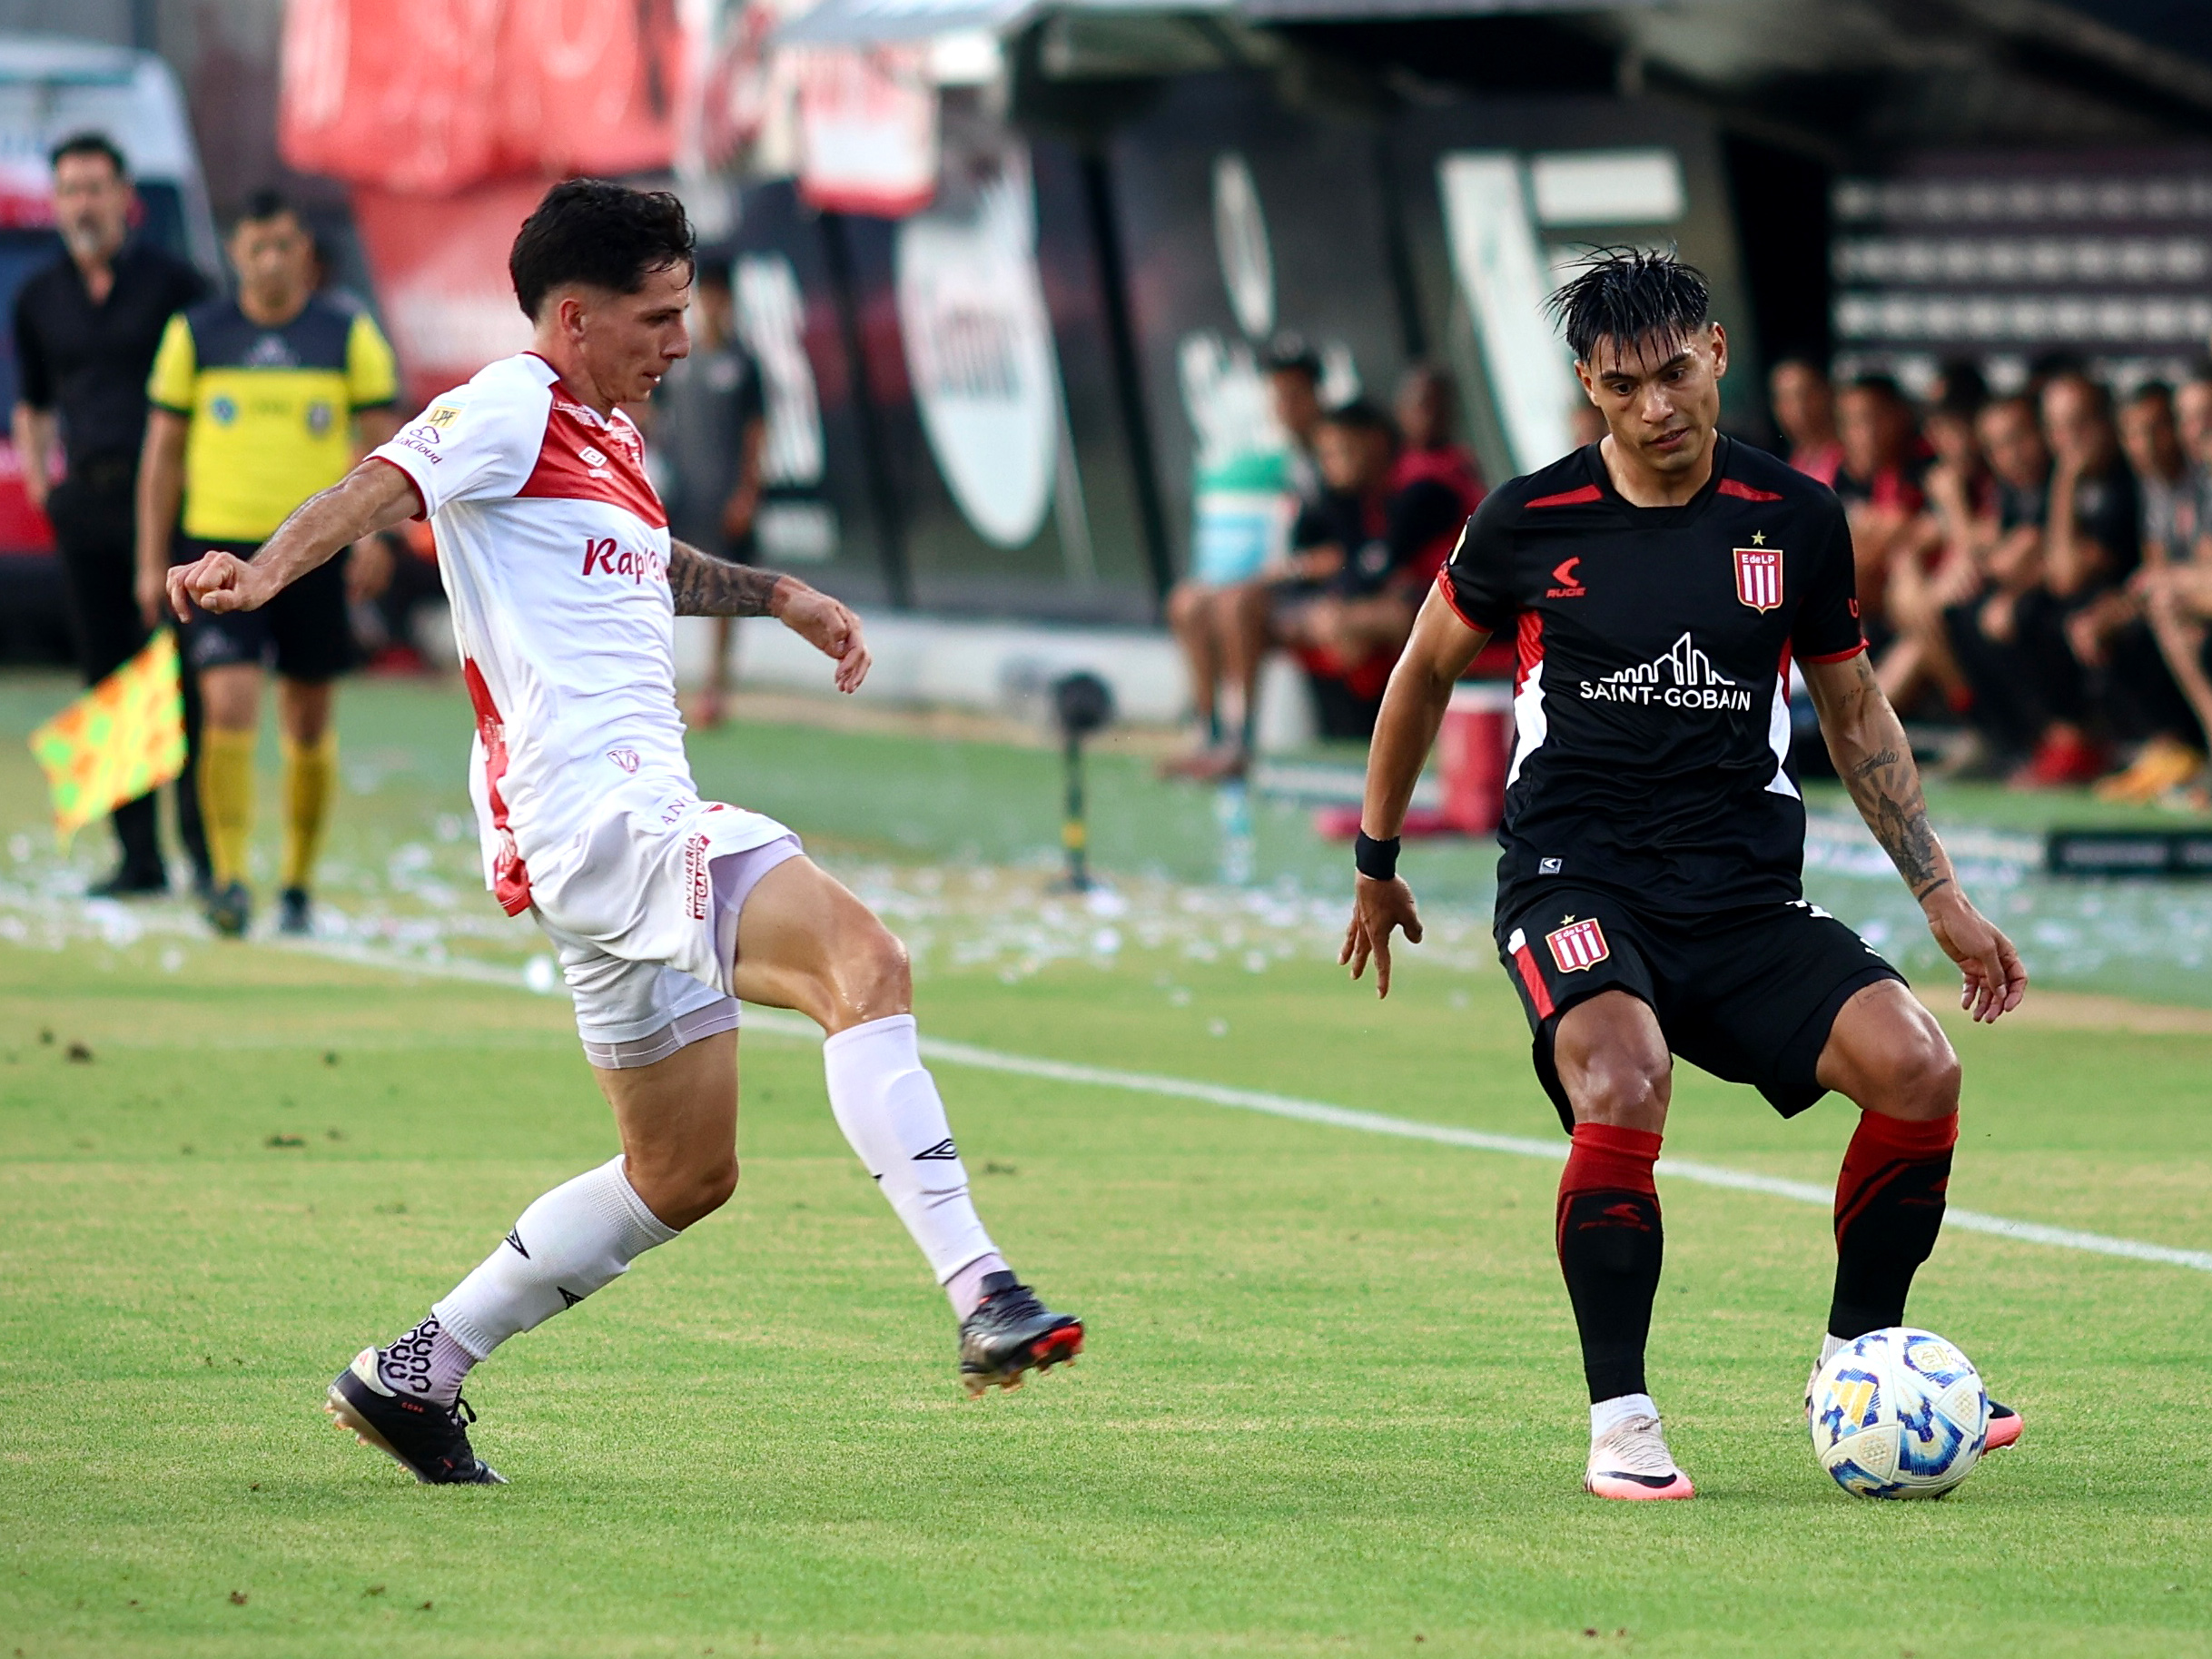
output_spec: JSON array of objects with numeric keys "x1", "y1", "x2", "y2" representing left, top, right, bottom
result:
[
  {"x1": 1318, "y1": 397, "x2": 1398, "y2": 443},
  {"x1": 509, "y1": 179, "x2": 695, "y2": 321},
  {"x1": 1547, "y1": 247, "x2": 1710, "y2": 365},
  {"x1": 49, "y1": 132, "x2": 125, "y2": 178}
]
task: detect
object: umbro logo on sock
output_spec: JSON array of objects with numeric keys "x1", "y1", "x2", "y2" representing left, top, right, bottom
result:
[
  {"x1": 505, "y1": 1229, "x2": 529, "y2": 1259},
  {"x1": 913, "y1": 1139, "x2": 959, "y2": 1160},
  {"x1": 558, "y1": 1288, "x2": 585, "y2": 1308}
]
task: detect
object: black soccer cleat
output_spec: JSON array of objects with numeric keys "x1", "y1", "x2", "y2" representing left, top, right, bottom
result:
[
  {"x1": 957, "y1": 1271, "x2": 1083, "y2": 1397},
  {"x1": 324, "y1": 1348, "x2": 506, "y2": 1485},
  {"x1": 205, "y1": 880, "x2": 251, "y2": 939},
  {"x1": 278, "y1": 886, "x2": 312, "y2": 937}
]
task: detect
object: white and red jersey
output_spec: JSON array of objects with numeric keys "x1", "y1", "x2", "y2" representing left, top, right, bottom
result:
[{"x1": 370, "y1": 351, "x2": 783, "y2": 940}]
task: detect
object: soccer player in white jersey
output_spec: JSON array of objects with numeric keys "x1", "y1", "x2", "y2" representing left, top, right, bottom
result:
[{"x1": 169, "y1": 180, "x2": 1082, "y2": 1486}]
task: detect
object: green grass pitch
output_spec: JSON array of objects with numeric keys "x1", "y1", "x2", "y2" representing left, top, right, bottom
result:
[{"x1": 2, "y1": 677, "x2": 2210, "y2": 1655}]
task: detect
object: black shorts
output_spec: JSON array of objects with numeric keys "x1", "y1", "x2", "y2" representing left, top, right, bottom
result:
[
  {"x1": 174, "y1": 538, "x2": 357, "y2": 681},
  {"x1": 1495, "y1": 887, "x2": 1904, "y2": 1134}
]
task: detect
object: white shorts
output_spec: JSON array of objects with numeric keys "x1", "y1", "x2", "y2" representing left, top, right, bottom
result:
[{"x1": 527, "y1": 795, "x2": 805, "y2": 1069}]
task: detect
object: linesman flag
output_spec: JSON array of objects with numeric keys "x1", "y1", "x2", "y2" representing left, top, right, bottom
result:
[{"x1": 28, "y1": 630, "x2": 188, "y2": 847}]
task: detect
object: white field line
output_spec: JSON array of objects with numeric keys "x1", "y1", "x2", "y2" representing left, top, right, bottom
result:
[{"x1": 282, "y1": 939, "x2": 2212, "y2": 1278}]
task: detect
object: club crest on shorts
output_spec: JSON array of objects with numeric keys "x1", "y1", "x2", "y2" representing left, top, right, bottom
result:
[
  {"x1": 1734, "y1": 547, "x2": 1783, "y2": 612},
  {"x1": 1545, "y1": 915, "x2": 1609, "y2": 973}
]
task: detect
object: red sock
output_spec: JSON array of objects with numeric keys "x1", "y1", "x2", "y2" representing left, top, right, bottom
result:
[
  {"x1": 1556, "y1": 1123, "x2": 1664, "y2": 1402},
  {"x1": 1832, "y1": 1111, "x2": 1958, "y2": 1340}
]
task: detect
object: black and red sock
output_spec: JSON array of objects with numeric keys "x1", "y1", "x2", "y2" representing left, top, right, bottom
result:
[
  {"x1": 1555, "y1": 1123, "x2": 1664, "y2": 1403},
  {"x1": 1830, "y1": 1110, "x2": 1957, "y2": 1341}
]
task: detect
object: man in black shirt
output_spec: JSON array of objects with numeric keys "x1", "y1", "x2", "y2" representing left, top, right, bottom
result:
[
  {"x1": 1340, "y1": 251, "x2": 2027, "y2": 1501},
  {"x1": 12, "y1": 132, "x2": 210, "y2": 894}
]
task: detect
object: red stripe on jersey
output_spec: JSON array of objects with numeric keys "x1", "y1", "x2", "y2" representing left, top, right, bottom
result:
[
  {"x1": 462, "y1": 659, "x2": 533, "y2": 916},
  {"x1": 1512, "y1": 942, "x2": 1556, "y2": 1020},
  {"x1": 1718, "y1": 478, "x2": 1784, "y2": 502},
  {"x1": 1434, "y1": 566, "x2": 1486, "y2": 633},
  {"x1": 1803, "y1": 638, "x2": 1869, "y2": 665},
  {"x1": 1525, "y1": 483, "x2": 1602, "y2": 509},
  {"x1": 1514, "y1": 609, "x2": 1545, "y2": 694},
  {"x1": 518, "y1": 400, "x2": 668, "y2": 528}
]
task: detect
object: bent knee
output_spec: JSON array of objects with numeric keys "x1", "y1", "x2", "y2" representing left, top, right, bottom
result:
[
  {"x1": 822, "y1": 926, "x2": 911, "y2": 1032},
  {"x1": 633, "y1": 1157, "x2": 738, "y2": 1231},
  {"x1": 1571, "y1": 1056, "x2": 1671, "y2": 1129},
  {"x1": 1869, "y1": 1028, "x2": 1961, "y2": 1118}
]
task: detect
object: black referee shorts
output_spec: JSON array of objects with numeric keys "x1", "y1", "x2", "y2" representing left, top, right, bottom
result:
[
  {"x1": 1495, "y1": 886, "x2": 1904, "y2": 1134},
  {"x1": 174, "y1": 537, "x2": 357, "y2": 682}
]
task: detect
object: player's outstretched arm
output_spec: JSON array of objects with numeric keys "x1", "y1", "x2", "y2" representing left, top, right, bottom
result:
[
  {"x1": 1804, "y1": 649, "x2": 2027, "y2": 1023},
  {"x1": 667, "y1": 540, "x2": 870, "y2": 694},
  {"x1": 168, "y1": 457, "x2": 420, "y2": 622},
  {"x1": 1341, "y1": 586, "x2": 1489, "y2": 998}
]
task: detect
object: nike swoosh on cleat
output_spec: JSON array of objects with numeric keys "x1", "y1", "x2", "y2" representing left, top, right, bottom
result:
[{"x1": 1596, "y1": 1469, "x2": 1682, "y2": 1487}]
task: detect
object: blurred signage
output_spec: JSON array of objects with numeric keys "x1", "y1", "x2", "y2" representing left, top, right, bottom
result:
[
  {"x1": 351, "y1": 178, "x2": 541, "y2": 406},
  {"x1": 278, "y1": 0, "x2": 688, "y2": 195},
  {"x1": 1833, "y1": 151, "x2": 2212, "y2": 390},
  {"x1": 792, "y1": 45, "x2": 938, "y2": 216},
  {"x1": 894, "y1": 150, "x2": 1062, "y2": 548}
]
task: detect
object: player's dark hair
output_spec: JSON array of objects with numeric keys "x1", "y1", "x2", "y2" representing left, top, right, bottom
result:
[
  {"x1": 1318, "y1": 397, "x2": 1398, "y2": 443},
  {"x1": 49, "y1": 131, "x2": 126, "y2": 178},
  {"x1": 1547, "y1": 247, "x2": 1710, "y2": 364},
  {"x1": 236, "y1": 188, "x2": 297, "y2": 228},
  {"x1": 509, "y1": 179, "x2": 696, "y2": 320}
]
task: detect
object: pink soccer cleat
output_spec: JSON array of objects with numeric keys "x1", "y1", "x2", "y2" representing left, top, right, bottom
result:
[
  {"x1": 1585, "y1": 1415, "x2": 1695, "y2": 1500},
  {"x1": 1984, "y1": 1400, "x2": 2022, "y2": 1450}
]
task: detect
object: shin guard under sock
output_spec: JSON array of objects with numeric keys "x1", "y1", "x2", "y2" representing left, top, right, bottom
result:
[
  {"x1": 1556, "y1": 1123, "x2": 1664, "y2": 1404},
  {"x1": 199, "y1": 726, "x2": 257, "y2": 887},
  {"x1": 279, "y1": 730, "x2": 336, "y2": 890},
  {"x1": 822, "y1": 1014, "x2": 1000, "y2": 1293},
  {"x1": 427, "y1": 1155, "x2": 678, "y2": 1364},
  {"x1": 1830, "y1": 1110, "x2": 1957, "y2": 1341}
]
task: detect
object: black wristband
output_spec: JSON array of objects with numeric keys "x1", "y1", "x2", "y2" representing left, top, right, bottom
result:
[{"x1": 1353, "y1": 830, "x2": 1401, "y2": 882}]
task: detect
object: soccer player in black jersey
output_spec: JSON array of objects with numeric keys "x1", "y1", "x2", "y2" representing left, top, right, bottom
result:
[{"x1": 1341, "y1": 251, "x2": 2029, "y2": 1500}]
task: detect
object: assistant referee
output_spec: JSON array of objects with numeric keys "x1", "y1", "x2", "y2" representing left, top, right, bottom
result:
[{"x1": 136, "y1": 190, "x2": 400, "y2": 937}]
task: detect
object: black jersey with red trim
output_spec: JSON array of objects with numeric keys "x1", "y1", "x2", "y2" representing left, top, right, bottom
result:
[{"x1": 1439, "y1": 437, "x2": 1865, "y2": 919}]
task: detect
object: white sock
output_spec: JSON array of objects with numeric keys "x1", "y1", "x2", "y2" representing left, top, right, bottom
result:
[
  {"x1": 430, "y1": 1155, "x2": 679, "y2": 1362},
  {"x1": 1591, "y1": 1392, "x2": 1660, "y2": 1438},
  {"x1": 822, "y1": 1014, "x2": 1000, "y2": 1301},
  {"x1": 1820, "y1": 1331, "x2": 1847, "y2": 1367}
]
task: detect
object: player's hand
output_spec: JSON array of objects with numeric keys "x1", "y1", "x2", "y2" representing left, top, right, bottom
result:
[
  {"x1": 775, "y1": 582, "x2": 870, "y2": 694},
  {"x1": 135, "y1": 562, "x2": 168, "y2": 630},
  {"x1": 1922, "y1": 885, "x2": 2027, "y2": 1024},
  {"x1": 345, "y1": 536, "x2": 394, "y2": 605},
  {"x1": 167, "y1": 548, "x2": 272, "y2": 621},
  {"x1": 1340, "y1": 873, "x2": 1423, "y2": 999}
]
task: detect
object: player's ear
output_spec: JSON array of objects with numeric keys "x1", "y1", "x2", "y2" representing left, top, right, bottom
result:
[{"x1": 1708, "y1": 321, "x2": 1728, "y2": 381}]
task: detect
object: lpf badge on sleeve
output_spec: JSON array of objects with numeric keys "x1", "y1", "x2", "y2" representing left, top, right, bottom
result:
[{"x1": 1734, "y1": 547, "x2": 1783, "y2": 612}]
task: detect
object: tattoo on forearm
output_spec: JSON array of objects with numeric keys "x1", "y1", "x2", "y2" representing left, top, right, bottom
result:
[
  {"x1": 1832, "y1": 662, "x2": 1950, "y2": 899},
  {"x1": 667, "y1": 542, "x2": 781, "y2": 617}
]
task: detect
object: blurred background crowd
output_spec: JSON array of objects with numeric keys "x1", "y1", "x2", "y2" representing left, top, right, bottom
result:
[{"x1": 9, "y1": 0, "x2": 2212, "y2": 894}]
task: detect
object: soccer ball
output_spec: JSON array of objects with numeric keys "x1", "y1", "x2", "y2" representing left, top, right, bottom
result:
[{"x1": 1809, "y1": 1327, "x2": 1988, "y2": 1498}]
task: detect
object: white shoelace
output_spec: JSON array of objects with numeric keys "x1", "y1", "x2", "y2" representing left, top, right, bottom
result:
[{"x1": 1588, "y1": 1415, "x2": 1679, "y2": 1476}]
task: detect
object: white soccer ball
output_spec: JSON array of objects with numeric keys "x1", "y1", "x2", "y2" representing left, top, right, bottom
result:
[{"x1": 1809, "y1": 1327, "x2": 1988, "y2": 1498}]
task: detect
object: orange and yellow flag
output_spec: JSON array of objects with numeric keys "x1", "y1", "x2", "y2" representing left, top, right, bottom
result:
[{"x1": 28, "y1": 631, "x2": 188, "y2": 847}]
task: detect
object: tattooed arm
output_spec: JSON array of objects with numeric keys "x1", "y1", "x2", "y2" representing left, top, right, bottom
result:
[
  {"x1": 667, "y1": 539, "x2": 872, "y2": 694},
  {"x1": 1804, "y1": 648, "x2": 2026, "y2": 1022}
]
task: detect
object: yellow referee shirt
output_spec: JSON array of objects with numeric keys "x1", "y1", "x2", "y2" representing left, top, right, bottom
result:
[{"x1": 147, "y1": 293, "x2": 399, "y2": 542}]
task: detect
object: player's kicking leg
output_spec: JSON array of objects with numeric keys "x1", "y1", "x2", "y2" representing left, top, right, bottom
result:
[
  {"x1": 1549, "y1": 991, "x2": 1694, "y2": 1501},
  {"x1": 726, "y1": 855, "x2": 1082, "y2": 1395},
  {"x1": 328, "y1": 854, "x2": 1077, "y2": 1485},
  {"x1": 1809, "y1": 981, "x2": 2021, "y2": 1450}
]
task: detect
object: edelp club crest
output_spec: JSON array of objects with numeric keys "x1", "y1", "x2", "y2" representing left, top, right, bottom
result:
[{"x1": 1734, "y1": 547, "x2": 1782, "y2": 612}]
